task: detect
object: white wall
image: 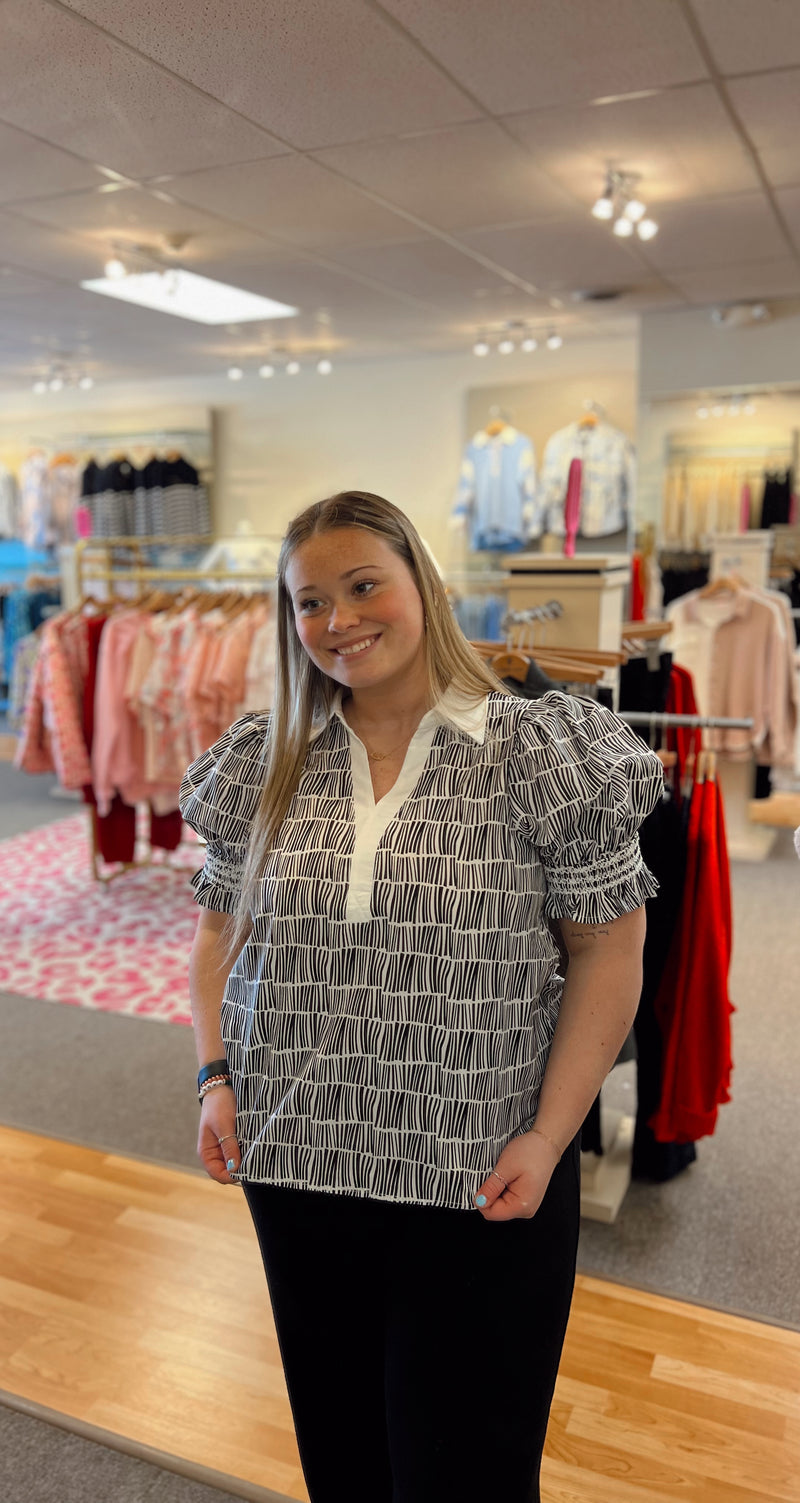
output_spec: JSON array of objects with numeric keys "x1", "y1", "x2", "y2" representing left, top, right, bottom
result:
[{"x1": 0, "y1": 336, "x2": 636, "y2": 565}]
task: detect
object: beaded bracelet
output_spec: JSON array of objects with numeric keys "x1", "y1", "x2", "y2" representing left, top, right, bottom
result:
[
  {"x1": 198, "y1": 1058, "x2": 229, "y2": 1090},
  {"x1": 198, "y1": 1075, "x2": 232, "y2": 1105}
]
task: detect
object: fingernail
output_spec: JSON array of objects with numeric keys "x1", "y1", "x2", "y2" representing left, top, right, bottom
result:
[
  {"x1": 227, "y1": 1159, "x2": 236, "y2": 1172},
  {"x1": 475, "y1": 1194, "x2": 487, "y2": 1207}
]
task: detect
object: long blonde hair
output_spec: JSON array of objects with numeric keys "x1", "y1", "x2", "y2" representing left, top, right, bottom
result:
[{"x1": 230, "y1": 490, "x2": 506, "y2": 952}]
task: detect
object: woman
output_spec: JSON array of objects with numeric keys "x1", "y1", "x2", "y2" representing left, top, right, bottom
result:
[{"x1": 180, "y1": 490, "x2": 663, "y2": 1503}]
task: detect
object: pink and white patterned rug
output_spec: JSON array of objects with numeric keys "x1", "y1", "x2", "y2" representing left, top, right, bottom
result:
[{"x1": 0, "y1": 814, "x2": 203, "y2": 1024}]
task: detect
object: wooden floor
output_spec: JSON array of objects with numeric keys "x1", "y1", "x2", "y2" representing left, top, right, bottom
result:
[{"x1": 1, "y1": 1125, "x2": 799, "y2": 1503}]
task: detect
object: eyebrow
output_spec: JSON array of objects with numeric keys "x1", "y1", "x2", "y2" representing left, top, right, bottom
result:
[{"x1": 293, "y1": 564, "x2": 384, "y2": 596}]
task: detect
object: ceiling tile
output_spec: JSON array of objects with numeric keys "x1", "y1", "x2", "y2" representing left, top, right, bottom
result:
[
  {"x1": 728, "y1": 72, "x2": 800, "y2": 189},
  {"x1": 775, "y1": 186, "x2": 800, "y2": 248},
  {"x1": 0, "y1": 208, "x2": 102, "y2": 284},
  {"x1": 0, "y1": 123, "x2": 104, "y2": 205},
  {"x1": 0, "y1": 0, "x2": 287, "y2": 179},
  {"x1": 641, "y1": 193, "x2": 789, "y2": 271},
  {"x1": 313, "y1": 121, "x2": 578, "y2": 233},
  {"x1": 668, "y1": 259, "x2": 800, "y2": 305},
  {"x1": 691, "y1": 0, "x2": 800, "y2": 74},
  {"x1": 4, "y1": 186, "x2": 277, "y2": 269},
  {"x1": 60, "y1": 0, "x2": 481, "y2": 149},
  {"x1": 321, "y1": 238, "x2": 521, "y2": 307},
  {"x1": 457, "y1": 220, "x2": 646, "y2": 294},
  {"x1": 503, "y1": 86, "x2": 759, "y2": 205},
  {"x1": 164, "y1": 157, "x2": 417, "y2": 251},
  {"x1": 379, "y1": 0, "x2": 708, "y2": 114}
]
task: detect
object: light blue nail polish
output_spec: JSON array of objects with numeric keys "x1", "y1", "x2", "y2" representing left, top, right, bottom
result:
[
  {"x1": 475, "y1": 1194, "x2": 487, "y2": 1207},
  {"x1": 227, "y1": 1159, "x2": 236, "y2": 1172}
]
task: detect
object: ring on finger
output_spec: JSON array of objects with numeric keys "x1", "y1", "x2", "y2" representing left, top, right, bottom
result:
[
  {"x1": 490, "y1": 1170, "x2": 507, "y2": 1189},
  {"x1": 217, "y1": 1134, "x2": 238, "y2": 1147}
]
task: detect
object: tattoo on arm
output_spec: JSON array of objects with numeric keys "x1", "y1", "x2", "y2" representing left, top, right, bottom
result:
[{"x1": 565, "y1": 926, "x2": 611, "y2": 940}]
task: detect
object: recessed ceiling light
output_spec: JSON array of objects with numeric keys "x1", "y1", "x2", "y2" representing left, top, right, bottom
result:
[{"x1": 81, "y1": 268, "x2": 298, "y2": 326}]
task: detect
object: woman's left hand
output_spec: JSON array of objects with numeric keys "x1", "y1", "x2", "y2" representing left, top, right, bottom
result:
[{"x1": 473, "y1": 1129, "x2": 561, "y2": 1221}]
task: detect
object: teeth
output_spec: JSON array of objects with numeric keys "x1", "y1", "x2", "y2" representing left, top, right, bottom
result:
[{"x1": 338, "y1": 636, "x2": 377, "y2": 657}]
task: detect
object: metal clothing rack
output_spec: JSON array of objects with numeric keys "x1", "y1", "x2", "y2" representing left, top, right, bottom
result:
[
  {"x1": 74, "y1": 535, "x2": 281, "y2": 600},
  {"x1": 618, "y1": 712, "x2": 754, "y2": 731}
]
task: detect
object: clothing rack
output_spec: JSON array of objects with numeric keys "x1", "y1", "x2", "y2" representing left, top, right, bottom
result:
[
  {"x1": 618, "y1": 712, "x2": 754, "y2": 731},
  {"x1": 73, "y1": 535, "x2": 278, "y2": 600}
]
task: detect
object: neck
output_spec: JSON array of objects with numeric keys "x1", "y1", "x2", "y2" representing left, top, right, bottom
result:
[{"x1": 343, "y1": 673, "x2": 432, "y2": 735}]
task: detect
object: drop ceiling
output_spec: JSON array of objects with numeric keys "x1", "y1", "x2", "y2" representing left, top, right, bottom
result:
[{"x1": 0, "y1": 0, "x2": 799, "y2": 390}]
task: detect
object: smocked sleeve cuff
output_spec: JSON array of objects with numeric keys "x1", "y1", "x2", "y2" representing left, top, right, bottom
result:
[
  {"x1": 190, "y1": 841, "x2": 246, "y2": 914},
  {"x1": 543, "y1": 835, "x2": 659, "y2": 924}
]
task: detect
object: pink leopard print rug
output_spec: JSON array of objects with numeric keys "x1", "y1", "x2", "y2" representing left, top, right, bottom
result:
[{"x1": 0, "y1": 814, "x2": 203, "y2": 1024}]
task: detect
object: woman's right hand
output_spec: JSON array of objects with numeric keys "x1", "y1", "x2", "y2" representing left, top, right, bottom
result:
[{"x1": 198, "y1": 1086, "x2": 241, "y2": 1185}]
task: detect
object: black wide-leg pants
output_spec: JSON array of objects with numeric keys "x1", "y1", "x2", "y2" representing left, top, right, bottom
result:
[{"x1": 243, "y1": 1140, "x2": 580, "y2": 1503}]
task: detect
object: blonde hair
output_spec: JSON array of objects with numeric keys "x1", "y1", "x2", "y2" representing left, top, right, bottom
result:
[{"x1": 230, "y1": 490, "x2": 506, "y2": 953}]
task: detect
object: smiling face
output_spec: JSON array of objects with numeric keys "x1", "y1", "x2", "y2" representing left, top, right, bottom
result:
[{"x1": 284, "y1": 527, "x2": 428, "y2": 698}]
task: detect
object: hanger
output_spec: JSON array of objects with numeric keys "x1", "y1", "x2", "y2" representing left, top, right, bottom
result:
[{"x1": 698, "y1": 575, "x2": 742, "y2": 599}]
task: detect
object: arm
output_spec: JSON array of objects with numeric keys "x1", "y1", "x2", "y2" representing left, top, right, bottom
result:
[
  {"x1": 533, "y1": 905, "x2": 645, "y2": 1156},
  {"x1": 475, "y1": 905, "x2": 646, "y2": 1221},
  {"x1": 189, "y1": 908, "x2": 241, "y2": 1185}
]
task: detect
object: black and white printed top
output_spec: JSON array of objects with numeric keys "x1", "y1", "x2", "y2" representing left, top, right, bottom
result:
[{"x1": 179, "y1": 688, "x2": 663, "y2": 1211}]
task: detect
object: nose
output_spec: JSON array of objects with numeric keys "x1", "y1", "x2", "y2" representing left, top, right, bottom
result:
[{"x1": 327, "y1": 599, "x2": 361, "y2": 633}]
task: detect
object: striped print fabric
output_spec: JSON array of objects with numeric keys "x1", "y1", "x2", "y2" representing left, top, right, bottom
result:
[{"x1": 180, "y1": 692, "x2": 663, "y2": 1210}]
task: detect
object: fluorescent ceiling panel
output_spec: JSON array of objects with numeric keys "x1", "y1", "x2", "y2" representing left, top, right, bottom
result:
[{"x1": 80, "y1": 268, "x2": 297, "y2": 324}]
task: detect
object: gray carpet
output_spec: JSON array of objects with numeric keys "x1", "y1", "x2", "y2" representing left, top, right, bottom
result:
[
  {"x1": 2, "y1": 753, "x2": 799, "y2": 1327},
  {"x1": 0, "y1": 1402, "x2": 291, "y2": 1503},
  {"x1": 0, "y1": 757, "x2": 80, "y2": 836}
]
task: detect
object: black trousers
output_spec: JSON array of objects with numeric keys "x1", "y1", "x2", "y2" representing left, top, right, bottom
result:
[{"x1": 243, "y1": 1140, "x2": 580, "y2": 1503}]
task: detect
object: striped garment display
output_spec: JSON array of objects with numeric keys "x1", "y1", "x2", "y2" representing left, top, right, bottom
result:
[{"x1": 179, "y1": 690, "x2": 663, "y2": 1210}]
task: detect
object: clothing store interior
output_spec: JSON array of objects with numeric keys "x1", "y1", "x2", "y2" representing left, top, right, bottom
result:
[{"x1": 1, "y1": 3, "x2": 799, "y2": 1501}]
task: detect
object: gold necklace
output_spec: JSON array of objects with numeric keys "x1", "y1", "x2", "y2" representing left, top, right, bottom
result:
[{"x1": 364, "y1": 736, "x2": 410, "y2": 763}]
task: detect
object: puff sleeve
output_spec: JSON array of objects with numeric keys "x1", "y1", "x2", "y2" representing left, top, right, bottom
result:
[
  {"x1": 507, "y1": 693, "x2": 663, "y2": 924},
  {"x1": 179, "y1": 713, "x2": 271, "y2": 913}
]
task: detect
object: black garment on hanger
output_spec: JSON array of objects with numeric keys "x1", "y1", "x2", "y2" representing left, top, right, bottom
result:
[
  {"x1": 759, "y1": 469, "x2": 793, "y2": 529},
  {"x1": 661, "y1": 562, "x2": 710, "y2": 608},
  {"x1": 502, "y1": 660, "x2": 558, "y2": 699}
]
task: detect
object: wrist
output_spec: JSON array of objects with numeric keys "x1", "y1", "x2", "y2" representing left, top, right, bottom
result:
[{"x1": 528, "y1": 1124, "x2": 564, "y2": 1162}]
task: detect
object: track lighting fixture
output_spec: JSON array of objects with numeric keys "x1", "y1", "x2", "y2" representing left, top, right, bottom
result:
[
  {"x1": 546, "y1": 332, "x2": 563, "y2": 351},
  {"x1": 104, "y1": 255, "x2": 127, "y2": 280},
  {"x1": 473, "y1": 338, "x2": 490, "y2": 357},
  {"x1": 286, "y1": 360, "x2": 301, "y2": 375},
  {"x1": 227, "y1": 366, "x2": 244, "y2": 381},
  {"x1": 316, "y1": 358, "x2": 333, "y2": 375},
  {"x1": 592, "y1": 171, "x2": 659, "y2": 242}
]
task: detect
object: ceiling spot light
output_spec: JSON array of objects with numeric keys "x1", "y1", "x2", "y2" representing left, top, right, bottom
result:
[
  {"x1": 32, "y1": 380, "x2": 48, "y2": 395},
  {"x1": 78, "y1": 376, "x2": 94, "y2": 390},
  {"x1": 697, "y1": 406, "x2": 710, "y2": 419},
  {"x1": 258, "y1": 363, "x2": 275, "y2": 378},
  {"x1": 711, "y1": 403, "x2": 726, "y2": 418},
  {"x1": 521, "y1": 336, "x2": 538, "y2": 353},
  {"x1": 498, "y1": 338, "x2": 515, "y2": 355},
  {"x1": 104, "y1": 256, "x2": 127, "y2": 280},
  {"x1": 728, "y1": 399, "x2": 742, "y2": 417},
  {"x1": 49, "y1": 376, "x2": 64, "y2": 392},
  {"x1": 613, "y1": 216, "x2": 634, "y2": 238},
  {"x1": 624, "y1": 198, "x2": 647, "y2": 223},
  {"x1": 743, "y1": 401, "x2": 757, "y2": 416},
  {"x1": 592, "y1": 192, "x2": 614, "y2": 221},
  {"x1": 546, "y1": 332, "x2": 563, "y2": 350},
  {"x1": 286, "y1": 360, "x2": 301, "y2": 375},
  {"x1": 637, "y1": 219, "x2": 659, "y2": 241},
  {"x1": 316, "y1": 358, "x2": 333, "y2": 375},
  {"x1": 473, "y1": 338, "x2": 490, "y2": 357},
  {"x1": 227, "y1": 366, "x2": 244, "y2": 381}
]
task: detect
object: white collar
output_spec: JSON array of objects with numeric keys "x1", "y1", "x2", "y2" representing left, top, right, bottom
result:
[
  {"x1": 311, "y1": 685, "x2": 489, "y2": 745},
  {"x1": 471, "y1": 425, "x2": 519, "y2": 448}
]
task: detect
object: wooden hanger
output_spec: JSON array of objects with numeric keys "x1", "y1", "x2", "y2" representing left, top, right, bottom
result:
[
  {"x1": 578, "y1": 412, "x2": 599, "y2": 429},
  {"x1": 620, "y1": 620, "x2": 673, "y2": 640},
  {"x1": 698, "y1": 575, "x2": 742, "y2": 599},
  {"x1": 485, "y1": 419, "x2": 507, "y2": 437}
]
